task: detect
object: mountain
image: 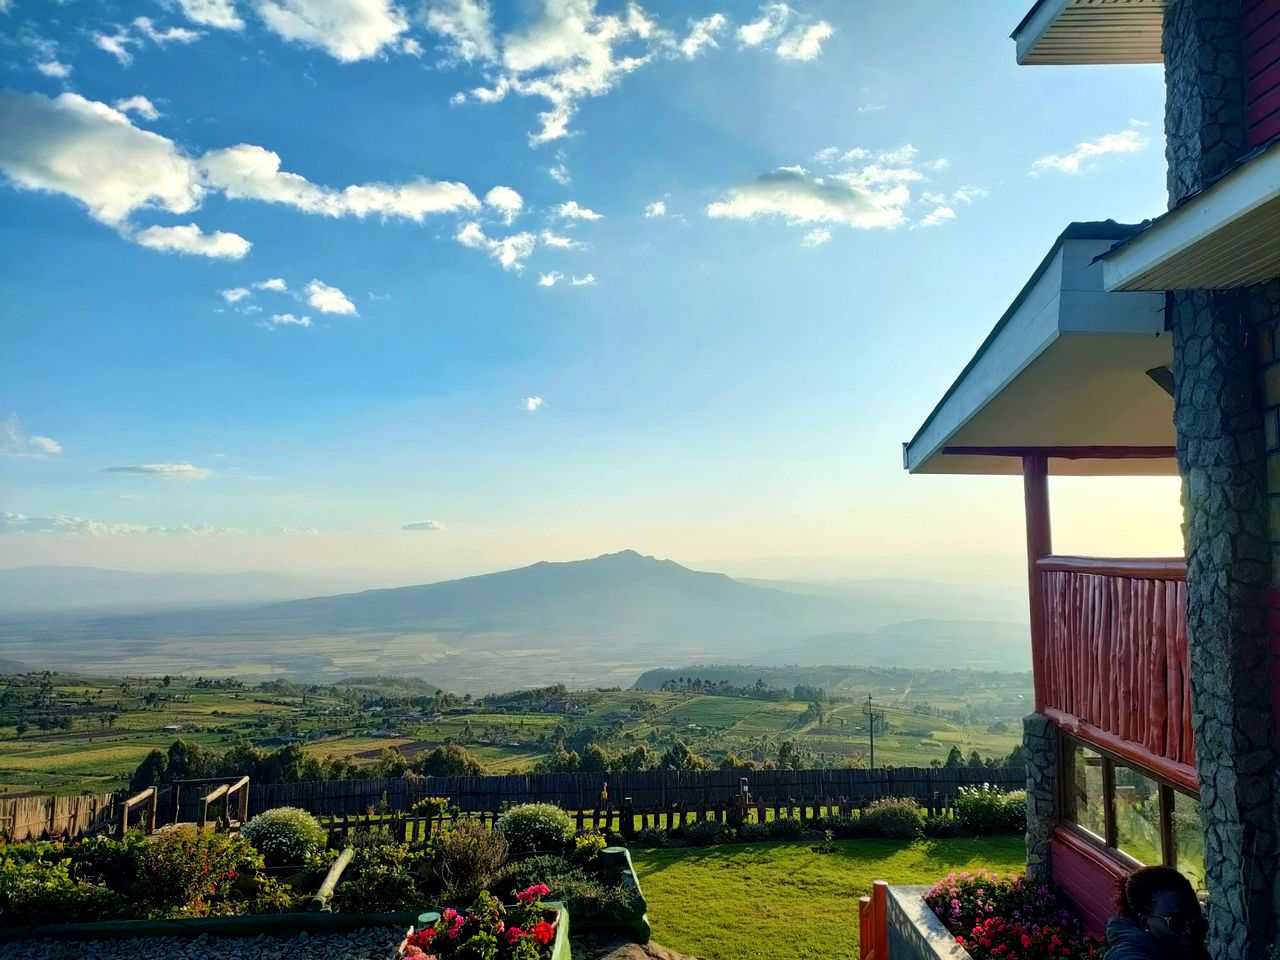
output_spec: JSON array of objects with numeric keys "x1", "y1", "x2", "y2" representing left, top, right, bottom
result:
[{"x1": 0, "y1": 552, "x2": 1027, "y2": 692}]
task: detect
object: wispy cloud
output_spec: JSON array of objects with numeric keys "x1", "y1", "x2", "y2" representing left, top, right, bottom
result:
[
  {"x1": 268, "y1": 313, "x2": 312, "y2": 327},
  {"x1": 1, "y1": 415, "x2": 62, "y2": 458},
  {"x1": 523, "y1": 396, "x2": 545, "y2": 411},
  {"x1": 456, "y1": 221, "x2": 537, "y2": 271},
  {"x1": 304, "y1": 279, "x2": 357, "y2": 315},
  {"x1": 403, "y1": 520, "x2": 444, "y2": 531},
  {"x1": 103, "y1": 462, "x2": 212, "y2": 478},
  {"x1": 114, "y1": 95, "x2": 160, "y2": 120},
  {"x1": 0, "y1": 511, "x2": 234, "y2": 536},
  {"x1": 801, "y1": 227, "x2": 830, "y2": 247},
  {"x1": 557, "y1": 201, "x2": 602, "y2": 221},
  {"x1": 739, "y1": 3, "x2": 833, "y2": 61},
  {"x1": 1031, "y1": 127, "x2": 1147, "y2": 175},
  {"x1": 644, "y1": 200, "x2": 667, "y2": 217}
]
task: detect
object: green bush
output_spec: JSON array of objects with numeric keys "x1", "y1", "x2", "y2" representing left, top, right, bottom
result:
[
  {"x1": 923, "y1": 815, "x2": 962, "y2": 838},
  {"x1": 0, "y1": 857, "x2": 128, "y2": 925},
  {"x1": 683, "y1": 819, "x2": 729, "y2": 846},
  {"x1": 954, "y1": 785, "x2": 1027, "y2": 835},
  {"x1": 411, "y1": 795, "x2": 454, "y2": 819},
  {"x1": 633, "y1": 826, "x2": 667, "y2": 848},
  {"x1": 573, "y1": 832, "x2": 608, "y2": 862},
  {"x1": 432, "y1": 818, "x2": 509, "y2": 900},
  {"x1": 338, "y1": 857, "x2": 418, "y2": 912},
  {"x1": 130, "y1": 826, "x2": 263, "y2": 915},
  {"x1": 68, "y1": 832, "x2": 146, "y2": 892},
  {"x1": 735, "y1": 822, "x2": 772, "y2": 842},
  {"x1": 859, "y1": 797, "x2": 925, "y2": 839},
  {"x1": 817, "y1": 815, "x2": 863, "y2": 839},
  {"x1": 495, "y1": 803, "x2": 575, "y2": 856},
  {"x1": 766, "y1": 817, "x2": 807, "y2": 840},
  {"x1": 241, "y1": 807, "x2": 327, "y2": 867}
]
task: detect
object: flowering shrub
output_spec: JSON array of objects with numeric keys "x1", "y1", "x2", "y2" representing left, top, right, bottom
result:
[
  {"x1": 130, "y1": 826, "x2": 262, "y2": 916},
  {"x1": 859, "y1": 797, "x2": 925, "y2": 839},
  {"x1": 573, "y1": 832, "x2": 607, "y2": 862},
  {"x1": 924, "y1": 871, "x2": 1104, "y2": 960},
  {"x1": 953, "y1": 785, "x2": 1027, "y2": 835},
  {"x1": 400, "y1": 886, "x2": 560, "y2": 959},
  {"x1": 241, "y1": 806, "x2": 327, "y2": 866},
  {"x1": 412, "y1": 796, "x2": 455, "y2": 820},
  {"x1": 495, "y1": 804, "x2": 576, "y2": 856}
]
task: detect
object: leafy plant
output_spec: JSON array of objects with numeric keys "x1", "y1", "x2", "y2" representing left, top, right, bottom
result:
[
  {"x1": 633, "y1": 826, "x2": 667, "y2": 848},
  {"x1": 412, "y1": 795, "x2": 454, "y2": 819},
  {"x1": 683, "y1": 819, "x2": 730, "y2": 846},
  {"x1": 495, "y1": 804, "x2": 575, "y2": 856},
  {"x1": 953, "y1": 785, "x2": 1027, "y2": 835},
  {"x1": 241, "y1": 806, "x2": 327, "y2": 866},
  {"x1": 0, "y1": 856, "x2": 128, "y2": 925},
  {"x1": 766, "y1": 817, "x2": 807, "y2": 840},
  {"x1": 859, "y1": 797, "x2": 925, "y2": 839},
  {"x1": 573, "y1": 831, "x2": 607, "y2": 862},
  {"x1": 499, "y1": 855, "x2": 637, "y2": 922},
  {"x1": 130, "y1": 826, "x2": 262, "y2": 916},
  {"x1": 433, "y1": 818, "x2": 509, "y2": 901},
  {"x1": 736, "y1": 822, "x2": 772, "y2": 842}
]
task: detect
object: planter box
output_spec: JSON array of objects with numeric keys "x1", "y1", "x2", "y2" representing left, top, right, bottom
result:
[
  {"x1": 885, "y1": 886, "x2": 971, "y2": 960},
  {"x1": 570, "y1": 846, "x2": 650, "y2": 944},
  {"x1": 398, "y1": 903, "x2": 570, "y2": 960}
]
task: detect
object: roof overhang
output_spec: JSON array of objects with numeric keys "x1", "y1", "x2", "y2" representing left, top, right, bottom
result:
[
  {"x1": 904, "y1": 223, "x2": 1175, "y2": 478},
  {"x1": 1102, "y1": 142, "x2": 1280, "y2": 290},
  {"x1": 1012, "y1": 0, "x2": 1165, "y2": 65}
]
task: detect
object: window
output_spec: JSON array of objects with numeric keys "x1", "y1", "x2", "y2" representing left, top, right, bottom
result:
[{"x1": 1060, "y1": 737, "x2": 1205, "y2": 891}]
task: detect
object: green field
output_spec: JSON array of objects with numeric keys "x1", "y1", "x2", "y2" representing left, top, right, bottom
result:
[
  {"x1": 0, "y1": 669, "x2": 1025, "y2": 794},
  {"x1": 632, "y1": 837, "x2": 1027, "y2": 960}
]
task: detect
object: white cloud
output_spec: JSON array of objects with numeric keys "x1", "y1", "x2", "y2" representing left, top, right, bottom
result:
[
  {"x1": 547, "y1": 159, "x2": 571, "y2": 185},
  {"x1": 133, "y1": 223, "x2": 251, "y2": 259},
  {"x1": 775, "y1": 20, "x2": 832, "y2": 61},
  {"x1": 538, "y1": 271, "x2": 562, "y2": 286},
  {"x1": 201, "y1": 143, "x2": 479, "y2": 219},
  {"x1": 255, "y1": 277, "x2": 288, "y2": 291},
  {"x1": 114, "y1": 95, "x2": 160, "y2": 121},
  {"x1": 222, "y1": 286, "x2": 252, "y2": 303},
  {"x1": 177, "y1": 0, "x2": 246, "y2": 29},
  {"x1": 104, "y1": 462, "x2": 212, "y2": 478},
  {"x1": 0, "y1": 511, "x2": 239, "y2": 536},
  {"x1": 94, "y1": 27, "x2": 141, "y2": 66},
  {"x1": 643, "y1": 200, "x2": 666, "y2": 217},
  {"x1": 557, "y1": 199, "x2": 601, "y2": 220},
  {"x1": 919, "y1": 205, "x2": 956, "y2": 227},
  {"x1": 424, "y1": 0, "x2": 496, "y2": 61},
  {"x1": 708, "y1": 146, "x2": 965, "y2": 239},
  {"x1": 484, "y1": 184, "x2": 524, "y2": 223},
  {"x1": 269, "y1": 312, "x2": 313, "y2": 326},
  {"x1": 857, "y1": 103, "x2": 885, "y2": 114},
  {"x1": 522, "y1": 396, "x2": 544, "y2": 411},
  {"x1": 678, "y1": 13, "x2": 726, "y2": 57},
  {"x1": 1031, "y1": 128, "x2": 1147, "y2": 175},
  {"x1": 539, "y1": 229, "x2": 581, "y2": 248},
  {"x1": 134, "y1": 16, "x2": 202, "y2": 44},
  {"x1": 36, "y1": 60, "x2": 72, "y2": 78},
  {"x1": 304, "y1": 279, "x2": 357, "y2": 314},
  {"x1": 1, "y1": 415, "x2": 62, "y2": 458},
  {"x1": 402, "y1": 520, "x2": 443, "y2": 531},
  {"x1": 0, "y1": 90, "x2": 201, "y2": 226},
  {"x1": 738, "y1": 2, "x2": 788, "y2": 46},
  {"x1": 456, "y1": 221, "x2": 537, "y2": 270},
  {"x1": 569, "y1": 273, "x2": 596, "y2": 285},
  {"x1": 253, "y1": 0, "x2": 410, "y2": 62},
  {"x1": 436, "y1": 0, "x2": 669, "y2": 145},
  {"x1": 707, "y1": 165, "x2": 908, "y2": 230}
]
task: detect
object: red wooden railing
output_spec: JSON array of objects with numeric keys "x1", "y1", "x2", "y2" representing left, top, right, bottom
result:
[
  {"x1": 857, "y1": 880, "x2": 888, "y2": 960},
  {"x1": 1037, "y1": 556, "x2": 1197, "y2": 792}
]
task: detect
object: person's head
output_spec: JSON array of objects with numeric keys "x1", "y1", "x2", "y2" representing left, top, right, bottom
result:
[{"x1": 1119, "y1": 866, "x2": 1206, "y2": 955}]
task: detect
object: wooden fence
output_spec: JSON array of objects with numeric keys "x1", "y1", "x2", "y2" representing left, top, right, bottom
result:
[
  {"x1": 248, "y1": 767, "x2": 1023, "y2": 821},
  {"x1": 0, "y1": 791, "x2": 119, "y2": 841}
]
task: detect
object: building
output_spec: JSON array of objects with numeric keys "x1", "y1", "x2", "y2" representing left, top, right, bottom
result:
[{"x1": 903, "y1": 1, "x2": 1280, "y2": 955}]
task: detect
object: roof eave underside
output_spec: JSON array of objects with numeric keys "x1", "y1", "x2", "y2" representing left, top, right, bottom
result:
[{"x1": 1014, "y1": 0, "x2": 1165, "y2": 66}]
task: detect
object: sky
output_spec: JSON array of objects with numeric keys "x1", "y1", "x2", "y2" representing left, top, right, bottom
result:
[{"x1": 0, "y1": 0, "x2": 1184, "y2": 585}]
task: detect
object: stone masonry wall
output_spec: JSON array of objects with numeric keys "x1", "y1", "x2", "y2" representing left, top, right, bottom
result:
[
  {"x1": 1164, "y1": 2, "x2": 1280, "y2": 956},
  {"x1": 1022, "y1": 712, "x2": 1057, "y2": 886}
]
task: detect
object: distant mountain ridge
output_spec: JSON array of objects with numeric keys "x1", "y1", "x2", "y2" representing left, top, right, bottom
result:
[{"x1": 0, "y1": 551, "x2": 1029, "y2": 689}]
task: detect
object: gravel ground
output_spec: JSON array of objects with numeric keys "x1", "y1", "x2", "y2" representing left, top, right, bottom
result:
[{"x1": 0, "y1": 928, "x2": 404, "y2": 960}]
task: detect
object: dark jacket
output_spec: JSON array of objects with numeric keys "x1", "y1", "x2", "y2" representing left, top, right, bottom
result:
[{"x1": 1105, "y1": 918, "x2": 1211, "y2": 960}]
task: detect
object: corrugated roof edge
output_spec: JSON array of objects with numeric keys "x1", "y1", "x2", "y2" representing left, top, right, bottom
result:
[
  {"x1": 1010, "y1": 0, "x2": 1052, "y2": 39},
  {"x1": 1096, "y1": 134, "x2": 1280, "y2": 264},
  {"x1": 902, "y1": 220, "x2": 1146, "y2": 470}
]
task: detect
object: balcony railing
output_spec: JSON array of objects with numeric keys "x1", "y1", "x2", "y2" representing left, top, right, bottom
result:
[{"x1": 1036, "y1": 556, "x2": 1196, "y2": 790}]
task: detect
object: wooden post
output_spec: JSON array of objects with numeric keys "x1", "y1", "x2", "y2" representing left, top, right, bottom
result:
[
  {"x1": 872, "y1": 880, "x2": 889, "y2": 959},
  {"x1": 1023, "y1": 453, "x2": 1052, "y2": 712}
]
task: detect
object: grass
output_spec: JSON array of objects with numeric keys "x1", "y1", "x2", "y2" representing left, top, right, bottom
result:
[{"x1": 631, "y1": 836, "x2": 1027, "y2": 960}]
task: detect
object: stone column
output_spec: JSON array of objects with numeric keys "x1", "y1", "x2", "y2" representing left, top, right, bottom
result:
[
  {"x1": 1164, "y1": 2, "x2": 1280, "y2": 955},
  {"x1": 1023, "y1": 712, "x2": 1057, "y2": 885}
]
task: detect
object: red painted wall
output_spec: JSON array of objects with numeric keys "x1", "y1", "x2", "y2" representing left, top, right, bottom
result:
[
  {"x1": 1245, "y1": 0, "x2": 1280, "y2": 145},
  {"x1": 1050, "y1": 828, "x2": 1130, "y2": 938}
]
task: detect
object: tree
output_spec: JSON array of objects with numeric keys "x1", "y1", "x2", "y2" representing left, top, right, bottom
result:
[
  {"x1": 619, "y1": 743, "x2": 657, "y2": 771},
  {"x1": 660, "y1": 738, "x2": 710, "y2": 771},
  {"x1": 415, "y1": 744, "x2": 482, "y2": 777},
  {"x1": 14, "y1": 722, "x2": 27, "y2": 738},
  {"x1": 370, "y1": 748, "x2": 410, "y2": 778},
  {"x1": 943, "y1": 746, "x2": 964, "y2": 769},
  {"x1": 130, "y1": 749, "x2": 168, "y2": 791},
  {"x1": 1004, "y1": 743, "x2": 1027, "y2": 771},
  {"x1": 967, "y1": 749, "x2": 985, "y2": 770},
  {"x1": 579, "y1": 743, "x2": 614, "y2": 773}
]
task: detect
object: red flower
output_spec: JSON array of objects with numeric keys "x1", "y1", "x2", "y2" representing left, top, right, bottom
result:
[{"x1": 532, "y1": 921, "x2": 555, "y2": 945}]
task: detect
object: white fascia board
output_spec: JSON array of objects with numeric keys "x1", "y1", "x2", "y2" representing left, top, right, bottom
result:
[
  {"x1": 1103, "y1": 147, "x2": 1280, "y2": 291},
  {"x1": 1013, "y1": 0, "x2": 1071, "y2": 65}
]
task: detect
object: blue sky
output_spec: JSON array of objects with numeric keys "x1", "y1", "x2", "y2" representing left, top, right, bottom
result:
[{"x1": 0, "y1": 0, "x2": 1182, "y2": 582}]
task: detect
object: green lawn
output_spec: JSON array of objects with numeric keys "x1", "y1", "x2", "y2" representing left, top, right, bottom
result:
[{"x1": 631, "y1": 836, "x2": 1026, "y2": 960}]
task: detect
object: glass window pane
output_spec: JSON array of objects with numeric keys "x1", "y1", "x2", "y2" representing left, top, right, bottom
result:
[
  {"x1": 1064, "y1": 743, "x2": 1106, "y2": 840},
  {"x1": 1172, "y1": 791, "x2": 1207, "y2": 893},
  {"x1": 1113, "y1": 764, "x2": 1161, "y2": 864}
]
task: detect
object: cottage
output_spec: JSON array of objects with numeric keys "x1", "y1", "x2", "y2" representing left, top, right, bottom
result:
[{"x1": 897, "y1": 1, "x2": 1280, "y2": 956}]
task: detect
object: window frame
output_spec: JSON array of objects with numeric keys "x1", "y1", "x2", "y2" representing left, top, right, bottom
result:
[{"x1": 1057, "y1": 732, "x2": 1195, "y2": 873}]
